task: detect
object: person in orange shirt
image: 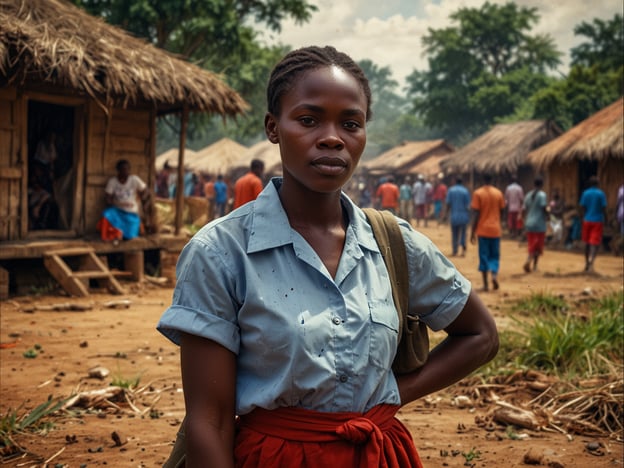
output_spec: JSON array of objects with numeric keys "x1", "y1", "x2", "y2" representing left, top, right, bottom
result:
[
  {"x1": 470, "y1": 173, "x2": 505, "y2": 292},
  {"x1": 233, "y1": 159, "x2": 265, "y2": 209},
  {"x1": 375, "y1": 175, "x2": 400, "y2": 214}
]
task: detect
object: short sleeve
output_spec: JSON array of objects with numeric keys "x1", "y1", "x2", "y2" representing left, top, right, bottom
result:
[
  {"x1": 157, "y1": 237, "x2": 241, "y2": 353},
  {"x1": 104, "y1": 177, "x2": 115, "y2": 195},
  {"x1": 398, "y1": 219, "x2": 471, "y2": 331}
]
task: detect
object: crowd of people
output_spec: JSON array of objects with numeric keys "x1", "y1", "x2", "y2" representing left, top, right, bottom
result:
[
  {"x1": 362, "y1": 172, "x2": 618, "y2": 284},
  {"x1": 154, "y1": 159, "x2": 265, "y2": 222}
]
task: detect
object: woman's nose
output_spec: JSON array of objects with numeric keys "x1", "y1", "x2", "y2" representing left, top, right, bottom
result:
[{"x1": 317, "y1": 125, "x2": 344, "y2": 149}]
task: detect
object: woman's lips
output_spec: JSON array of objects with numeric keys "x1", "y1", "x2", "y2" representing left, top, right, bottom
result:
[{"x1": 312, "y1": 156, "x2": 347, "y2": 175}]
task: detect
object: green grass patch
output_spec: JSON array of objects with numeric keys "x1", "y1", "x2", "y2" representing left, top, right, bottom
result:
[
  {"x1": 1, "y1": 396, "x2": 69, "y2": 446},
  {"x1": 485, "y1": 291, "x2": 623, "y2": 379}
]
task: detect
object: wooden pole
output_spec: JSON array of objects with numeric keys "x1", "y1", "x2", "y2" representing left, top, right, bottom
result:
[{"x1": 174, "y1": 105, "x2": 189, "y2": 235}]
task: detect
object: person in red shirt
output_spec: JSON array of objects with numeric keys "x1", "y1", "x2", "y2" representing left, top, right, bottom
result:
[
  {"x1": 203, "y1": 174, "x2": 215, "y2": 221},
  {"x1": 233, "y1": 159, "x2": 265, "y2": 209},
  {"x1": 375, "y1": 175, "x2": 400, "y2": 214}
]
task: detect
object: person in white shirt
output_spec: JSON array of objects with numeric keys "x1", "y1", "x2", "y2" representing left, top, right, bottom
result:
[{"x1": 97, "y1": 159, "x2": 148, "y2": 241}]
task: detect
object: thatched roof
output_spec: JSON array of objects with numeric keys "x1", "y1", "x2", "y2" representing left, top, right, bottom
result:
[
  {"x1": 232, "y1": 140, "x2": 282, "y2": 176},
  {"x1": 442, "y1": 120, "x2": 562, "y2": 173},
  {"x1": 155, "y1": 148, "x2": 198, "y2": 171},
  {"x1": 527, "y1": 98, "x2": 624, "y2": 169},
  {"x1": 0, "y1": 0, "x2": 247, "y2": 115},
  {"x1": 187, "y1": 138, "x2": 248, "y2": 175},
  {"x1": 362, "y1": 140, "x2": 454, "y2": 175}
]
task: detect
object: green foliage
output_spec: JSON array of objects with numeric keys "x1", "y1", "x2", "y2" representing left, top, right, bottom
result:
[
  {"x1": 75, "y1": 0, "x2": 316, "y2": 144},
  {"x1": 406, "y1": 1, "x2": 561, "y2": 143},
  {"x1": 509, "y1": 292, "x2": 622, "y2": 377},
  {"x1": 480, "y1": 292, "x2": 623, "y2": 378},
  {"x1": 571, "y1": 14, "x2": 624, "y2": 72},
  {"x1": 511, "y1": 291, "x2": 568, "y2": 315},
  {"x1": 1, "y1": 396, "x2": 68, "y2": 445},
  {"x1": 462, "y1": 447, "x2": 481, "y2": 462},
  {"x1": 111, "y1": 370, "x2": 142, "y2": 389},
  {"x1": 532, "y1": 13, "x2": 623, "y2": 129}
]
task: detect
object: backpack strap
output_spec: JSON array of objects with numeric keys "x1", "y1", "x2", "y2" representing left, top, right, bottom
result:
[{"x1": 362, "y1": 208, "x2": 409, "y2": 343}]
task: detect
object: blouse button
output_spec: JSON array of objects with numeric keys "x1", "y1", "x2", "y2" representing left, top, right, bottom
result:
[
  {"x1": 339, "y1": 374, "x2": 348, "y2": 383},
  {"x1": 332, "y1": 317, "x2": 341, "y2": 325}
]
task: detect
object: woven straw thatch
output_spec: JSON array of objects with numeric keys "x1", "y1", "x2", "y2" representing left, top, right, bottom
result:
[
  {"x1": 188, "y1": 138, "x2": 248, "y2": 175},
  {"x1": 442, "y1": 120, "x2": 562, "y2": 174},
  {"x1": 0, "y1": 0, "x2": 247, "y2": 115},
  {"x1": 232, "y1": 140, "x2": 282, "y2": 177},
  {"x1": 155, "y1": 148, "x2": 198, "y2": 171},
  {"x1": 362, "y1": 140, "x2": 455, "y2": 176},
  {"x1": 527, "y1": 98, "x2": 624, "y2": 169}
]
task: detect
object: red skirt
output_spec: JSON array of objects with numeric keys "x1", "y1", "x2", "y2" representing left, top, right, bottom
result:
[{"x1": 235, "y1": 404, "x2": 423, "y2": 468}]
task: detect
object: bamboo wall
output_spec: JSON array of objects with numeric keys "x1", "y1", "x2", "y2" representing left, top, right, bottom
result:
[
  {"x1": 0, "y1": 85, "x2": 156, "y2": 243},
  {"x1": 546, "y1": 158, "x2": 623, "y2": 215},
  {"x1": 84, "y1": 102, "x2": 155, "y2": 234},
  {"x1": 0, "y1": 87, "x2": 24, "y2": 241}
]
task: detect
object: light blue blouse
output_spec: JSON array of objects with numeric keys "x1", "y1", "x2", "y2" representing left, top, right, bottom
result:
[{"x1": 157, "y1": 179, "x2": 471, "y2": 415}]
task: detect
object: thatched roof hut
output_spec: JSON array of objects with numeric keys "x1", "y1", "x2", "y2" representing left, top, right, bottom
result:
[
  {"x1": 361, "y1": 140, "x2": 455, "y2": 178},
  {"x1": 0, "y1": 0, "x2": 246, "y2": 294},
  {"x1": 188, "y1": 138, "x2": 248, "y2": 175},
  {"x1": 231, "y1": 140, "x2": 283, "y2": 181},
  {"x1": 0, "y1": 0, "x2": 247, "y2": 115},
  {"x1": 527, "y1": 98, "x2": 623, "y2": 213},
  {"x1": 441, "y1": 120, "x2": 563, "y2": 190},
  {"x1": 155, "y1": 148, "x2": 198, "y2": 171}
]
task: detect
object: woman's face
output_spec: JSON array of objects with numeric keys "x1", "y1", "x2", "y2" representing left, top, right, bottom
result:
[{"x1": 265, "y1": 65, "x2": 367, "y2": 195}]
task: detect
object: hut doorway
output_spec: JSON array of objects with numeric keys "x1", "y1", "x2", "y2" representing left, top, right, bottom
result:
[
  {"x1": 27, "y1": 100, "x2": 77, "y2": 234},
  {"x1": 578, "y1": 160, "x2": 598, "y2": 194}
]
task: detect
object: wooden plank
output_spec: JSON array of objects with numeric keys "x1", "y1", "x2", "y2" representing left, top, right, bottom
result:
[
  {"x1": 87, "y1": 251, "x2": 125, "y2": 294},
  {"x1": 72, "y1": 104, "x2": 86, "y2": 234},
  {"x1": 123, "y1": 251, "x2": 144, "y2": 282},
  {"x1": 46, "y1": 247, "x2": 95, "y2": 256},
  {"x1": 0, "y1": 87, "x2": 17, "y2": 100},
  {"x1": 43, "y1": 254, "x2": 89, "y2": 296},
  {"x1": 73, "y1": 271, "x2": 113, "y2": 279},
  {"x1": 0, "y1": 167, "x2": 22, "y2": 179}
]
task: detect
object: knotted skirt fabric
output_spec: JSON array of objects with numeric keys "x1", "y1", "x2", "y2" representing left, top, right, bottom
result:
[{"x1": 235, "y1": 404, "x2": 423, "y2": 468}]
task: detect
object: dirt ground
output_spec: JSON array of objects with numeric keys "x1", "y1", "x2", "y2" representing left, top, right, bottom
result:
[{"x1": 1, "y1": 223, "x2": 623, "y2": 467}]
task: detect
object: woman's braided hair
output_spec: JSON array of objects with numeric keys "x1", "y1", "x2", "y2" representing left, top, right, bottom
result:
[{"x1": 266, "y1": 46, "x2": 372, "y2": 121}]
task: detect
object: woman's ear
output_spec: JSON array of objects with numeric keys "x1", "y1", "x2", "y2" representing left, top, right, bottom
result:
[{"x1": 264, "y1": 113, "x2": 279, "y2": 144}]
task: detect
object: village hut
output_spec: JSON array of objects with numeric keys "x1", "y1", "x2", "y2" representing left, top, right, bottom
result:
[
  {"x1": 155, "y1": 148, "x2": 197, "y2": 171},
  {"x1": 441, "y1": 120, "x2": 563, "y2": 191},
  {"x1": 361, "y1": 140, "x2": 455, "y2": 181},
  {"x1": 187, "y1": 138, "x2": 248, "y2": 176},
  {"x1": 527, "y1": 98, "x2": 623, "y2": 215},
  {"x1": 230, "y1": 140, "x2": 282, "y2": 183},
  {"x1": 0, "y1": 0, "x2": 246, "y2": 296}
]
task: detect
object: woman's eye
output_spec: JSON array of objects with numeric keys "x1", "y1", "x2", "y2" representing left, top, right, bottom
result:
[
  {"x1": 299, "y1": 117, "x2": 316, "y2": 126},
  {"x1": 344, "y1": 121, "x2": 362, "y2": 130}
]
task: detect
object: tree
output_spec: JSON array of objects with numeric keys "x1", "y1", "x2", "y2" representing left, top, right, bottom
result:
[
  {"x1": 532, "y1": 14, "x2": 623, "y2": 129},
  {"x1": 571, "y1": 14, "x2": 624, "y2": 72},
  {"x1": 74, "y1": 0, "x2": 316, "y2": 146},
  {"x1": 406, "y1": 2, "x2": 561, "y2": 143}
]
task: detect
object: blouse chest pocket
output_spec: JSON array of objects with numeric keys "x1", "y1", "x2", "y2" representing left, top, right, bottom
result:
[{"x1": 368, "y1": 300, "x2": 399, "y2": 370}]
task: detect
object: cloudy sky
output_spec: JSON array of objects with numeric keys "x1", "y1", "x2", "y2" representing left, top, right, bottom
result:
[{"x1": 259, "y1": 0, "x2": 621, "y2": 91}]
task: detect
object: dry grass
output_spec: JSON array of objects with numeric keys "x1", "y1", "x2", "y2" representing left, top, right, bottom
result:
[
  {"x1": 441, "y1": 120, "x2": 563, "y2": 173},
  {"x1": 528, "y1": 98, "x2": 624, "y2": 168}
]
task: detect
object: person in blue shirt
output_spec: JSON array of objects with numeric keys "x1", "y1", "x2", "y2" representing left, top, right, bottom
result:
[
  {"x1": 157, "y1": 45, "x2": 498, "y2": 468},
  {"x1": 213, "y1": 174, "x2": 228, "y2": 217},
  {"x1": 444, "y1": 177, "x2": 471, "y2": 256},
  {"x1": 579, "y1": 175, "x2": 607, "y2": 272}
]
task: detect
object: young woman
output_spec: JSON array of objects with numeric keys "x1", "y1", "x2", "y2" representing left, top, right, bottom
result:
[{"x1": 157, "y1": 46, "x2": 498, "y2": 467}]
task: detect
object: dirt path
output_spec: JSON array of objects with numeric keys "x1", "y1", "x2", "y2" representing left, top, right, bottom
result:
[{"x1": 1, "y1": 224, "x2": 622, "y2": 467}]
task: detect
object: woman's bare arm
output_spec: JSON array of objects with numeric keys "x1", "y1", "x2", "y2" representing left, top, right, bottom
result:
[
  {"x1": 396, "y1": 290, "x2": 498, "y2": 404},
  {"x1": 180, "y1": 332, "x2": 237, "y2": 468}
]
